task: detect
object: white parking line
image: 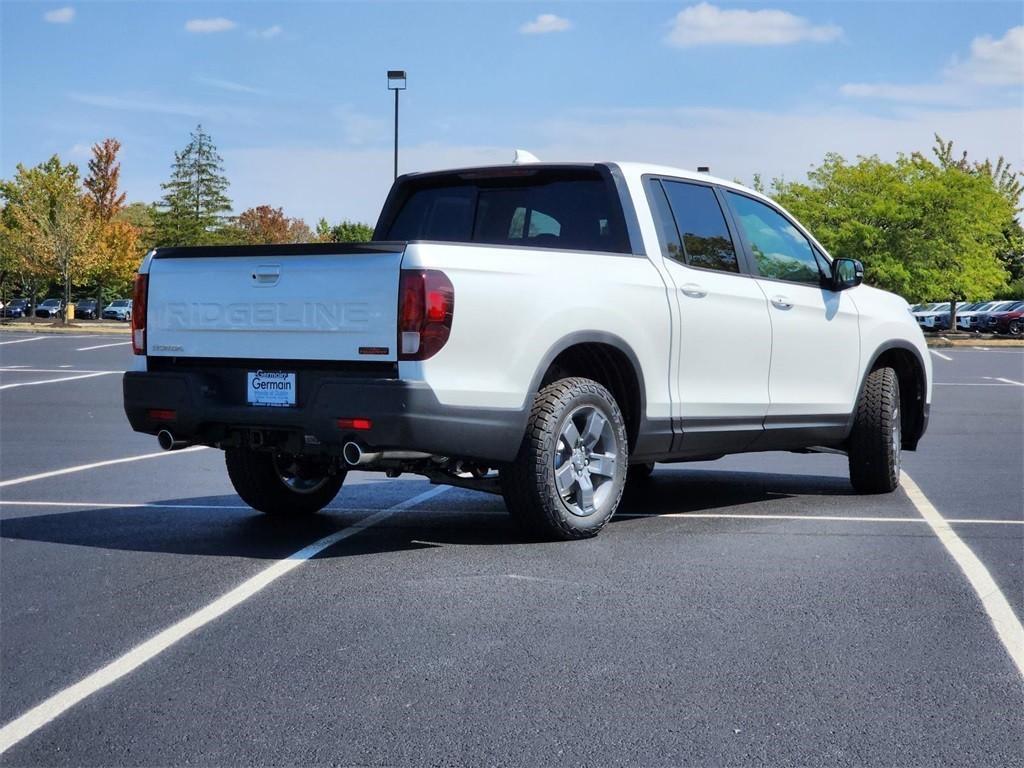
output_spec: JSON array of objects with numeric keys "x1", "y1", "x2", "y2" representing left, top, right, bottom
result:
[
  {"x1": 76, "y1": 342, "x2": 131, "y2": 351},
  {"x1": 929, "y1": 350, "x2": 953, "y2": 361},
  {"x1": 995, "y1": 377, "x2": 1024, "y2": 387},
  {"x1": 0, "y1": 447, "x2": 207, "y2": 489},
  {"x1": 0, "y1": 337, "x2": 48, "y2": 346},
  {"x1": 0, "y1": 370, "x2": 120, "y2": 376},
  {"x1": 0, "y1": 368, "x2": 121, "y2": 374},
  {"x1": 934, "y1": 382, "x2": 1019, "y2": 387},
  {"x1": 902, "y1": 471, "x2": 1024, "y2": 679},
  {"x1": 0, "y1": 485, "x2": 449, "y2": 755},
  {"x1": 0, "y1": 371, "x2": 118, "y2": 391},
  {"x1": 0, "y1": 500, "x2": 416, "y2": 515}
]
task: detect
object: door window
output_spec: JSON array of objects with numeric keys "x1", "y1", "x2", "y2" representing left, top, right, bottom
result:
[
  {"x1": 727, "y1": 192, "x2": 823, "y2": 285},
  {"x1": 658, "y1": 181, "x2": 739, "y2": 273}
]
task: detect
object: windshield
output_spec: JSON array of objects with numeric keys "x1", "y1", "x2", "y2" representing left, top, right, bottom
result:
[
  {"x1": 40, "y1": 299, "x2": 59, "y2": 306},
  {"x1": 1000, "y1": 301, "x2": 1024, "y2": 312},
  {"x1": 111, "y1": 300, "x2": 129, "y2": 307}
]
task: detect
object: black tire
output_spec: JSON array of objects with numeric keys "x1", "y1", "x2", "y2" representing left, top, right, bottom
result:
[
  {"x1": 1009, "y1": 320, "x2": 1022, "y2": 337},
  {"x1": 225, "y1": 449, "x2": 345, "y2": 516},
  {"x1": 627, "y1": 463, "x2": 655, "y2": 482},
  {"x1": 501, "y1": 377, "x2": 628, "y2": 540},
  {"x1": 848, "y1": 367, "x2": 901, "y2": 494}
]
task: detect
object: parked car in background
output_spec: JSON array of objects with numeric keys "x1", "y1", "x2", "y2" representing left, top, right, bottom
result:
[
  {"x1": 0, "y1": 298, "x2": 30, "y2": 318},
  {"x1": 74, "y1": 297, "x2": 100, "y2": 320},
  {"x1": 102, "y1": 299, "x2": 132, "y2": 321},
  {"x1": 983, "y1": 301, "x2": 1024, "y2": 335},
  {"x1": 35, "y1": 298, "x2": 64, "y2": 318},
  {"x1": 973, "y1": 301, "x2": 1021, "y2": 332},
  {"x1": 956, "y1": 301, "x2": 1002, "y2": 330},
  {"x1": 914, "y1": 302, "x2": 951, "y2": 330},
  {"x1": 933, "y1": 302, "x2": 980, "y2": 331}
]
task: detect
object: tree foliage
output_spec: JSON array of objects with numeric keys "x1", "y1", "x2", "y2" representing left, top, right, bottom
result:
[
  {"x1": 315, "y1": 218, "x2": 374, "y2": 243},
  {"x1": 226, "y1": 205, "x2": 312, "y2": 244},
  {"x1": 83, "y1": 138, "x2": 127, "y2": 223},
  {"x1": 83, "y1": 140, "x2": 142, "y2": 304},
  {"x1": 155, "y1": 124, "x2": 232, "y2": 246},
  {"x1": 0, "y1": 156, "x2": 93, "y2": 320},
  {"x1": 767, "y1": 148, "x2": 1014, "y2": 302}
]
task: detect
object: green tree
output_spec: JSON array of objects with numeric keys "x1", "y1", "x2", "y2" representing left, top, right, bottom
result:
[
  {"x1": 315, "y1": 219, "x2": 374, "y2": 243},
  {"x1": 769, "y1": 152, "x2": 1011, "y2": 305},
  {"x1": 0, "y1": 156, "x2": 92, "y2": 324},
  {"x1": 932, "y1": 134, "x2": 1024, "y2": 287},
  {"x1": 155, "y1": 125, "x2": 232, "y2": 246}
]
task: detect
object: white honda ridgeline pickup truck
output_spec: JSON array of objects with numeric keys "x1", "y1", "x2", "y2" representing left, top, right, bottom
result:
[{"x1": 123, "y1": 161, "x2": 931, "y2": 539}]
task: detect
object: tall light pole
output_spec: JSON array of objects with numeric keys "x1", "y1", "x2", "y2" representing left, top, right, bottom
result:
[{"x1": 387, "y1": 70, "x2": 406, "y2": 181}]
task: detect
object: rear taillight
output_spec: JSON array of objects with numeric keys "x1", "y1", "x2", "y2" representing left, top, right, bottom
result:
[
  {"x1": 398, "y1": 269, "x2": 454, "y2": 361},
  {"x1": 131, "y1": 273, "x2": 147, "y2": 355}
]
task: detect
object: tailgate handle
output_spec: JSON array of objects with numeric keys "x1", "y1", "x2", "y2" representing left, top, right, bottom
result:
[{"x1": 252, "y1": 265, "x2": 281, "y2": 286}]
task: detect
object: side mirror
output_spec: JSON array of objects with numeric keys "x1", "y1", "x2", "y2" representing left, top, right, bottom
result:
[{"x1": 831, "y1": 258, "x2": 863, "y2": 291}]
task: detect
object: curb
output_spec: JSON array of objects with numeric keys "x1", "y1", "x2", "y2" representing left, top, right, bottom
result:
[{"x1": 926, "y1": 336, "x2": 1024, "y2": 348}]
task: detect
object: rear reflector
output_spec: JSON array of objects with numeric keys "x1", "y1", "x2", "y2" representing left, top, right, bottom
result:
[
  {"x1": 147, "y1": 409, "x2": 177, "y2": 421},
  {"x1": 337, "y1": 418, "x2": 373, "y2": 430}
]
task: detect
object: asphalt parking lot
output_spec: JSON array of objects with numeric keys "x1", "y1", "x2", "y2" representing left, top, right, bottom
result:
[{"x1": 1, "y1": 332, "x2": 1022, "y2": 766}]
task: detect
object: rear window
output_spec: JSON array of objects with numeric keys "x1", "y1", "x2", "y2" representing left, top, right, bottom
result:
[{"x1": 381, "y1": 168, "x2": 630, "y2": 254}]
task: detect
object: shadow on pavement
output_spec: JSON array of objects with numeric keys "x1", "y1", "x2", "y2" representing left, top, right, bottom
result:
[
  {"x1": 0, "y1": 468, "x2": 855, "y2": 558},
  {"x1": 616, "y1": 468, "x2": 854, "y2": 518}
]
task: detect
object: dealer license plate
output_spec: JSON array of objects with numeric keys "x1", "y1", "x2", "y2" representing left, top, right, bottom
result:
[{"x1": 247, "y1": 370, "x2": 296, "y2": 407}]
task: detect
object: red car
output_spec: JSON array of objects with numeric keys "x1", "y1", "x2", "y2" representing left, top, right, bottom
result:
[{"x1": 986, "y1": 300, "x2": 1024, "y2": 335}]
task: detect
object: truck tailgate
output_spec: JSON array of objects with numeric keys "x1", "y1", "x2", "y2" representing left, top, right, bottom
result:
[{"x1": 146, "y1": 247, "x2": 404, "y2": 362}]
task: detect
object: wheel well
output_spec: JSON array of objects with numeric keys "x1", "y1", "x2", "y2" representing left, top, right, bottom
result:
[
  {"x1": 872, "y1": 348, "x2": 926, "y2": 449},
  {"x1": 540, "y1": 343, "x2": 642, "y2": 451}
]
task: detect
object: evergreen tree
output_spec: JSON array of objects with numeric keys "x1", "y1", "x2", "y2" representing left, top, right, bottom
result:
[{"x1": 155, "y1": 125, "x2": 232, "y2": 246}]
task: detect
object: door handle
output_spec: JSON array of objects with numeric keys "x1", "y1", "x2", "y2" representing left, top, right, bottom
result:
[
  {"x1": 252, "y1": 265, "x2": 281, "y2": 286},
  {"x1": 771, "y1": 295, "x2": 793, "y2": 310},
  {"x1": 680, "y1": 283, "x2": 707, "y2": 299}
]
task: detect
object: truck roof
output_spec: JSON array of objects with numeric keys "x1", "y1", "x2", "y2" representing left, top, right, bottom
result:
[{"x1": 399, "y1": 160, "x2": 765, "y2": 202}]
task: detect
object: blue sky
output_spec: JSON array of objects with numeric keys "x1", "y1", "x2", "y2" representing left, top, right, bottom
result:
[{"x1": 2, "y1": 1, "x2": 1022, "y2": 223}]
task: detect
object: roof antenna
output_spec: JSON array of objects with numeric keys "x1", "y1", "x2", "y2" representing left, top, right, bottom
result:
[
  {"x1": 513, "y1": 149, "x2": 540, "y2": 165},
  {"x1": 697, "y1": 166, "x2": 711, "y2": 174}
]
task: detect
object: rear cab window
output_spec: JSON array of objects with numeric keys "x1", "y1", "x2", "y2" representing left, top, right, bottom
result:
[{"x1": 378, "y1": 166, "x2": 631, "y2": 254}]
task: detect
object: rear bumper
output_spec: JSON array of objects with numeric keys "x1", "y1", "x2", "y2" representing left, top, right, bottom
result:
[{"x1": 123, "y1": 369, "x2": 526, "y2": 463}]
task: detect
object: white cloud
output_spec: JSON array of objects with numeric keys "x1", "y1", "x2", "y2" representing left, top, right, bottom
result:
[
  {"x1": 70, "y1": 92, "x2": 252, "y2": 123},
  {"x1": 667, "y1": 2, "x2": 840, "y2": 48},
  {"x1": 44, "y1": 7, "x2": 75, "y2": 24},
  {"x1": 253, "y1": 25, "x2": 283, "y2": 40},
  {"x1": 331, "y1": 106, "x2": 391, "y2": 146},
  {"x1": 520, "y1": 14, "x2": 572, "y2": 35},
  {"x1": 194, "y1": 76, "x2": 264, "y2": 95},
  {"x1": 947, "y1": 25, "x2": 1024, "y2": 86},
  {"x1": 219, "y1": 104, "x2": 1022, "y2": 224},
  {"x1": 184, "y1": 18, "x2": 237, "y2": 34},
  {"x1": 839, "y1": 82, "x2": 962, "y2": 105},
  {"x1": 843, "y1": 26, "x2": 1023, "y2": 105}
]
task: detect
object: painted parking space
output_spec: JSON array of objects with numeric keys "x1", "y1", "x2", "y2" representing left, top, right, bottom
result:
[{"x1": 0, "y1": 335, "x2": 1021, "y2": 765}]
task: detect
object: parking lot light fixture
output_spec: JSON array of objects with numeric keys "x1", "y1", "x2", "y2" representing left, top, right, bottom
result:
[{"x1": 387, "y1": 70, "x2": 407, "y2": 181}]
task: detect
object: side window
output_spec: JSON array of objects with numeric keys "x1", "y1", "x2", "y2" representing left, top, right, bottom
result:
[
  {"x1": 646, "y1": 179, "x2": 685, "y2": 263},
  {"x1": 661, "y1": 181, "x2": 739, "y2": 273},
  {"x1": 726, "y1": 192, "x2": 822, "y2": 285}
]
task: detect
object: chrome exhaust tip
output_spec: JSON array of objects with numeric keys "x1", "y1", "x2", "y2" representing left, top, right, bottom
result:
[
  {"x1": 157, "y1": 430, "x2": 190, "y2": 451},
  {"x1": 343, "y1": 441, "x2": 380, "y2": 466}
]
